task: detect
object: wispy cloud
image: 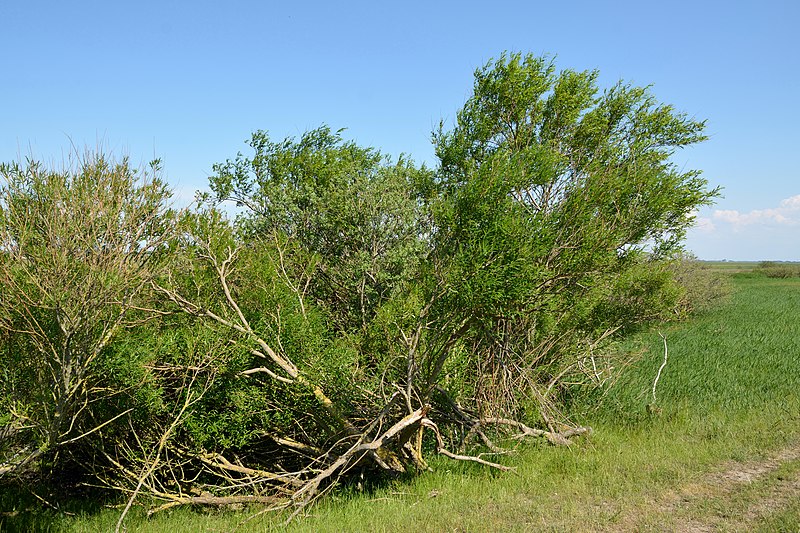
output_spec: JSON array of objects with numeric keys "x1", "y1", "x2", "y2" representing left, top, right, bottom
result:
[
  {"x1": 688, "y1": 209, "x2": 716, "y2": 233},
  {"x1": 694, "y1": 216, "x2": 716, "y2": 233},
  {"x1": 713, "y1": 194, "x2": 800, "y2": 228}
]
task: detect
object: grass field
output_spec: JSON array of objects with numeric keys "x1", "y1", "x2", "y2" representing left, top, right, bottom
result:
[
  {"x1": 703, "y1": 260, "x2": 800, "y2": 275},
  {"x1": 701, "y1": 260, "x2": 763, "y2": 273},
  {"x1": 3, "y1": 273, "x2": 799, "y2": 532}
]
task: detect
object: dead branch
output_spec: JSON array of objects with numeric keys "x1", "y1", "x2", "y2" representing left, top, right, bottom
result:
[
  {"x1": 197, "y1": 452, "x2": 304, "y2": 489},
  {"x1": 267, "y1": 435, "x2": 324, "y2": 457},
  {"x1": 153, "y1": 248, "x2": 360, "y2": 438},
  {"x1": 478, "y1": 417, "x2": 591, "y2": 446},
  {"x1": 148, "y1": 494, "x2": 287, "y2": 516},
  {"x1": 421, "y1": 419, "x2": 514, "y2": 471},
  {"x1": 651, "y1": 332, "x2": 668, "y2": 405},
  {"x1": 291, "y1": 405, "x2": 430, "y2": 509},
  {"x1": 115, "y1": 371, "x2": 206, "y2": 533}
]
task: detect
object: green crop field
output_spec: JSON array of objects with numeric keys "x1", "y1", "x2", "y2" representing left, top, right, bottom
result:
[
  {"x1": 703, "y1": 260, "x2": 800, "y2": 275},
  {"x1": 3, "y1": 271, "x2": 799, "y2": 532},
  {"x1": 701, "y1": 260, "x2": 762, "y2": 273}
]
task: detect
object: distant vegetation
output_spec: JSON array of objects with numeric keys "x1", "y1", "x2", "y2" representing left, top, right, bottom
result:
[
  {"x1": 669, "y1": 255, "x2": 731, "y2": 315},
  {"x1": 0, "y1": 52, "x2": 721, "y2": 526},
  {"x1": 755, "y1": 261, "x2": 800, "y2": 278}
]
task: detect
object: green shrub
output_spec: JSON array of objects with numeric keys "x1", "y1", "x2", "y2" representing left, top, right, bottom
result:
[
  {"x1": 670, "y1": 255, "x2": 732, "y2": 315},
  {"x1": 756, "y1": 261, "x2": 800, "y2": 278},
  {"x1": 0, "y1": 153, "x2": 175, "y2": 478},
  {"x1": 1, "y1": 52, "x2": 721, "y2": 519}
]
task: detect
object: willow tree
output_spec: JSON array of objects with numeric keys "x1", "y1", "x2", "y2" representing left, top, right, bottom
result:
[
  {"x1": 0, "y1": 154, "x2": 175, "y2": 477},
  {"x1": 427, "y1": 52, "x2": 719, "y2": 424}
]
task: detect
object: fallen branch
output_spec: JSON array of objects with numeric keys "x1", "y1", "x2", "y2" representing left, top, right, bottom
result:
[
  {"x1": 421, "y1": 419, "x2": 514, "y2": 471},
  {"x1": 292, "y1": 405, "x2": 430, "y2": 506},
  {"x1": 478, "y1": 417, "x2": 591, "y2": 446},
  {"x1": 148, "y1": 494, "x2": 286, "y2": 516},
  {"x1": 115, "y1": 372, "x2": 204, "y2": 533},
  {"x1": 197, "y1": 452, "x2": 304, "y2": 489},
  {"x1": 651, "y1": 332, "x2": 669, "y2": 405}
]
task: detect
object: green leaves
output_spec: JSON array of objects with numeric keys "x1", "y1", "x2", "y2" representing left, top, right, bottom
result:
[
  {"x1": 428, "y1": 52, "x2": 719, "y2": 417},
  {"x1": 0, "y1": 53, "x2": 722, "y2": 497},
  {"x1": 0, "y1": 152, "x2": 177, "y2": 465},
  {"x1": 208, "y1": 126, "x2": 431, "y2": 334}
]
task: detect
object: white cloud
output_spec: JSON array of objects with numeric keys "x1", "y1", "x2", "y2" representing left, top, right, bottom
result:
[
  {"x1": 781, "y1": 195, "x2": 800, "y2": 210},
  {"x1": 713, "y1": 194, "x2": 800, "y2": 228},
  {"x1": 686, "y1": 195, "x2": 800, "y2": 261},
  {"x1": 688, "y1": 209, "x2": 716, "y2": 233},
  {"x1": 694, "y1": 216, "x2": 716, "y2": 233}
]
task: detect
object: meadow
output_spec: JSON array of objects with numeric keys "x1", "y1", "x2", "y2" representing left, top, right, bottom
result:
[{"x1": 3, "y1": 268, "x2": 798, "y2": 532}]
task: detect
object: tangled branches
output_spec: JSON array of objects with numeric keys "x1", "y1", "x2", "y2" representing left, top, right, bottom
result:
[{"x1": 2, "y1": 51, "x2": 716, "y2": 524}]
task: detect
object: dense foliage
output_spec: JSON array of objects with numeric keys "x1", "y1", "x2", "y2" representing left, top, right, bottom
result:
[{"x1": 0, "y1": 53, "x2": 719, "y2": 519}]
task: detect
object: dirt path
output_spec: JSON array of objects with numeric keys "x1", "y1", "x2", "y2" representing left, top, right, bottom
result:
[{"x1": 619, "y1": 441, "x2": 800, "y2": 531}]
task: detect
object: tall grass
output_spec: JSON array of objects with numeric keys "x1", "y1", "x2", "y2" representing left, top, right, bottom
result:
[
  {"x1": 594, "y1": 274, "x2": 800, "y2": 419},
  {"x1": 3, "y1": 275, "x2": 799, "y2": 532}
]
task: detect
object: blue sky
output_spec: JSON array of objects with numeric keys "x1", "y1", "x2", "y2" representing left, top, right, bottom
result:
[{"x1": 2, "y1": 0, "x2": 798, "y2": 260}]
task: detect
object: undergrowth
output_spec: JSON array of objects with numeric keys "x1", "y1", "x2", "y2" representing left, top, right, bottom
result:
[{"x1": 2, "y1": 274, "x2": 799, "y2": 532}]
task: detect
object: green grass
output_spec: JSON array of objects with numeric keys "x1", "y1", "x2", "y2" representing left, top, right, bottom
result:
[
  {"x1": 595, "y1": 275, "x2": 800, "y2": 418},
  {"x1": 704, "y1": 259, "x2": 800, "y2": 277},
  {"x1": 3, "y1": 275, "x2": 800, "y2": 532},
  {"x1": 676, "y1": 459, "x2": 800, "y2": 531},
  {"x1": 755, "y1": 497, "x2": 800, "y2": 532},
  {"x1": 701, "y1": 260, "x2": 762, "y2": 273}
]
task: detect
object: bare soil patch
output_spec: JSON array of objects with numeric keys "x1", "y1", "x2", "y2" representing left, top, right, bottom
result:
[{"x1": 615, "y1": 441, "x2": 800, "y2": 532}]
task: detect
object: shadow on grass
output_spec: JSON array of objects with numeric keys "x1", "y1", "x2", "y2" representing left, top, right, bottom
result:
[
  {"x1": 0, "y1": 479, "x2": 111, "y2": 533},
  {"x1": 0, "y1": 463, "x2": 430, "y2": 533}
]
